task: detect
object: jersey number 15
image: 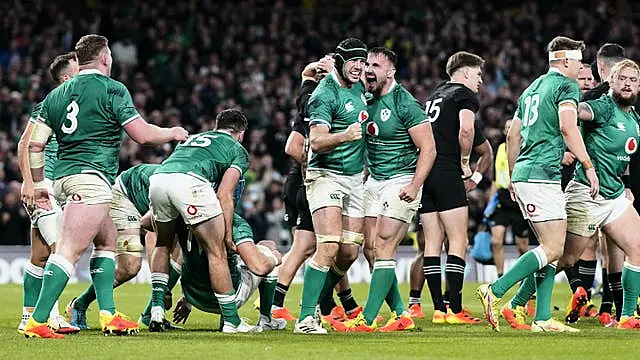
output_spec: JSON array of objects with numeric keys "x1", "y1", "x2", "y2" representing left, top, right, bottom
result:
[{"x1": 425, "y1": 98, "x2": 443, "y2": 122}]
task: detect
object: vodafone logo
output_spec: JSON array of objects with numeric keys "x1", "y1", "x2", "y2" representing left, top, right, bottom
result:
[
  {"x1": 367, "y1": 122, "x2": 379, "y2": 136},
  {"x1": 625, "y1": 137, "x2": 637, "y2": 154},
  {"x1": 526, "y1": 204, "x2": 537, "y2": 215},
  {"x1": 358, "y1": 110, "x2": 369, "y2": 123},
  {"x1": 71, "y1": 193, "x2": 82, "y2": 202},
  {"x1": 186, "y1": 205, "x2": 198, "y2": 216}
]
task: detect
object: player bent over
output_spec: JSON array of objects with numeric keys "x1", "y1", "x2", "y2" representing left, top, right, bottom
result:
[{"x1": 148, "y1": 109, "x2": 250, "y2": 332}]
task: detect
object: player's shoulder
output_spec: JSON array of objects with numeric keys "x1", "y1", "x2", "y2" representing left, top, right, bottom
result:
[
  {"x1": 582, "y1": 83, "x2": 609, "y2": 101},
  {"x1": 300, "y1": 79, "x2": 318, "y2": 94}
]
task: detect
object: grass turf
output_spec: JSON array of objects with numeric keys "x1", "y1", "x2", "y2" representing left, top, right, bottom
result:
[{"x1": 0, "y1": 282, "x2": 634, "y2": 359}]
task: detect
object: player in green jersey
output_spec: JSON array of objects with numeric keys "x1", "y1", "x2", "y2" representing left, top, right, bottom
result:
[
  {"x1": 477, "y1": 36, "x2": 598, "y2": 333},
  {"x1": 502, "y1": 59, "x2": 640, "y2": 331},
  {"x1": 295, "y1": 38, "x2": 369, "y2": 334},
  {"x1": 24, "y1": 34, "x2": 188, "y2": 339},
  {"x1": 148, "y1": 109, "x2": 251, "y2": 333},
  {"x1": 333, "y1": 47, "x2": 436, "y2": 332},
  {"x1": 17, "y1": 52, "x2": 79, "y2": 335},
  {"x1": 67, "y1": 164, "x2": 184, "y2": 330},
  {"x1": 172, "y1": 215, "x2": 286, "y2": 331}
]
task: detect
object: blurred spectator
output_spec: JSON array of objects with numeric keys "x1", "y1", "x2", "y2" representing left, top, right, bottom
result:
[{"x1": 0, "y1": 0, "x2": 638, "y2": 245}]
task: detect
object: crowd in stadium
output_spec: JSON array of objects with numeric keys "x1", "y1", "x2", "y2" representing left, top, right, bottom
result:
[{"x1": 0, "y1": 0, "x2": 637, "y2": 247}]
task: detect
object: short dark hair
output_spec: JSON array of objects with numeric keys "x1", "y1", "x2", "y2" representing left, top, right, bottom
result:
[
  {"x1": 49, "y1": 52, "x2": 76, "y2": 84},
  {"x1": 597, "y1": 43, "x2": 625, "y2": 60},
  {"x1": 368, "y1": 47, "x2": 397, "y2": 67},
  {"x1": 75, "y1": 34, "x2": 108, "y2": 66},
  {"x1": 216, "y1": 109, "x2": 248, "y2": 133},
  {"x1": 446, "y1": 51, "x2": 484, "y2": 77},
  {"x1": 547, "y1": 36, "x2": 585, "y2": 52}
]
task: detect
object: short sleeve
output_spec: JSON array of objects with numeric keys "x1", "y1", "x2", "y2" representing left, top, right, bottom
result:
[
  {"x1": 584, "y1": 97, "x2": 612, "y2": 125},
  {"x1": 513, "y1": 96, "x2": 523, "y2": 121},
  {"x1": 36, "y1": 97, "x2": 51, "y2": 127},
  {"x1": 455, "y1": 88, "x2": 480, "y2": 113},
  {"x1": 399, "y1": 91, "x2": 427, "y2": 130},
  {"x1": 29, "y1": 102, "x2": 42, "y2": 123},
  {"x1": 291, "y1": 117, "x2": 307, "y2": 136},
  {"x1": 472, "y1": 121, "x2": 486, "y2": 147},
  {"x1": 230, "y1": 146, "x2": 250, "y2": 176},
  {"x1": 110, "y1": 81, "x2": 140, "y2": 126},
  {"x1": 308, "y1": 87, "x2": 334, "y2": 129},
  {"x1": 556, "y1": 80, "x2": 581, "y2": 107},
  {"x1": 232, "y1": 213, "x2": 255, "y2": 246}
]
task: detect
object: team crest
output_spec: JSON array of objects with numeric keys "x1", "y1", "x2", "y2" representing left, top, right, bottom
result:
[
  {"x1": 359, "y1": 110, "x2": 369, "y2": 123},
  {"x1": 380, "y1": 108, "x2": 391, "y2": 122},
  {"x1": 625, "y1": 137, "x2": 637, "y2": 154}
]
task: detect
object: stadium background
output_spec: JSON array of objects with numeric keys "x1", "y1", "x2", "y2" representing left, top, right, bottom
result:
[{"x1": 0, "y1": 0, "x2": 629, "y2": 282}]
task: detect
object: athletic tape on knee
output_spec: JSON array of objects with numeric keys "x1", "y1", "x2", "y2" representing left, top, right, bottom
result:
[
  {"x1": 330, "y1": 264, "x2": 346, "y2": 276},
  {"x1": 342, "y1": 230, "x2": 364, "y2": 245},
  {"x1": 315, "y1": 234, "x2": 342, "y2": 244},
  {"x1": 308, "y1": 258, "x2": 330, "y2": 272},
  {"x1": 116, "y1": 234, "x2": 144, "y2": 255},
  {"x1": 35, "y1": 210, "x2": 60, "y2": 246}
]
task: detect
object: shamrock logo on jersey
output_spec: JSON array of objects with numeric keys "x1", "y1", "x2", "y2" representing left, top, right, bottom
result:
[
  {"x1": 625, "y1": 137, "x2": 637, "y2": 155},
  {"x1": 380, "y1": 109, "x2": 391, "y2": 122},
  {"x1": 359, "y1": 110, "x2": 369, "y2": 123}
]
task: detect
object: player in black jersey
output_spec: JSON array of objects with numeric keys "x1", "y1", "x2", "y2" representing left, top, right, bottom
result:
[
  {"x1": 271, "y1": 56, "x2": 360, "y2": 323},
  {"x1": 419, "y1": 51, "x2": 485, "y2": 324},
  {"x1": 408, "y1": 120, "x2": 493, "y2": 319}
]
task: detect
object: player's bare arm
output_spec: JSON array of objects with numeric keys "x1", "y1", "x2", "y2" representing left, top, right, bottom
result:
[
  {"x1": 458, "y1": 109, "x2": 475, "y2": 177},
  {"x1": 236, "y1": 240, "x2": 282, "y2": 276},
  {"x1": 506, "y1": 117, "x2": 522, "y2": 178},
  {"x1": 217, "y1": 168, "x2": 242, "y2": 252},
  {"x1": 27, "y1": 121, "x2": 53, "y2": 211},
  {"x1": 309, "y1": 123, "x2": 361, "y2": 154},
  {"x1": 123, "y1": 117, "x2": 188, "y2": 145},
  {"x1": 577, "y1": 102, "x2": 595, "y2": 121},
  {"x1": 559, "y1": 101, "x2": 599, "y2": 198},
  {"x1": 285, "y1": 130, "x2": 305, "y2": 164},
  {"x1": 400, "y1": 122, "x2": 436, "y2": 202},
  {"x1": 302, "y1": 55, "x2": 334, "y2": 82},
  {"x1": 18, "y1": 122, "x2": 36, "y2": 207},
  {"x1": 474, "y1": 140, "x2": 493, "y2": 179}
]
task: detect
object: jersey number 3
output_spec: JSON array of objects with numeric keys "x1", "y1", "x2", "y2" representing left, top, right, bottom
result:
[
  {"x1": 521, "y1": 94, "x2": 539, "y2": 127},
  {"x1": 63, "y1": 100, "x2": 79, "y2": 134}
]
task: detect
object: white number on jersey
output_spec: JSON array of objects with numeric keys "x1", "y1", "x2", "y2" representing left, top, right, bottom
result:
[
  {"x1": 183, "y1": 134, "x2": 218, "y2": 147},
  {"x1": 62, "y1": 100, "x2": 79, "y2": 134},
  {"x1": 522, "y1": 94, "x2": 540, "y2": 127},
  {"x1": 425, "y1": 97, "x2": 443, "y2": 122}
]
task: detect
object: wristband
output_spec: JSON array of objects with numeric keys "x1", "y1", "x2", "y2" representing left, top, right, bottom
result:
[
  {"x1": 470, "y1": 172, "x2": 483, "y2": 184},
  {"x1": 582, "y1": 158, "x2": 593, "y2": 170},
  {"x1": 622, "y1": 174, "x2": 630, "y2": 188}
]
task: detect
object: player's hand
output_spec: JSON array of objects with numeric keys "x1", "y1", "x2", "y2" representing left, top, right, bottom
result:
[
  {"x1": 561, "y1": 151, "x2": 576, "y2": 166},
  {"x1": 625, "y1": 188, "x2": 635, "y2": 202},
  {"x1": 508, "y1": 181, "x2": 516, "y2": 202},
  {"x1": 173, "y1": 296, "x2": 192, "y2": 325},
  {"x1": 225, "y1": 234, "x2": 237, "y2": 253},
  {"x1": 461, "y1": 164, "x2": 472, "y2": 180},
  {"x1": 464, "y1": 179, "x2": 477, "y2": 191},
  {"x1": 21, "y1": 180, "x2": 35, "y2": 209},
  {"x1": 272, "y1": 249, "x2": 283, "y2": 266},
  {"x1": 316, "y1": 56, "x2": 335, "y2": 73},
  {"x1": 170, "y1": 127, "x2": 189, "y2": 142},
  {"x1": 33, "y1": 188, "x2": 52, "y2": 211},
  {"x1": 585, "y1": 167, "x2": 600, "y2": 199},
  {"x1": 398, "y1": 183, "x2": 419, "y2": 202},
  {"x1": 343, "y1": 122, "x2": 362, "y2": 142}
]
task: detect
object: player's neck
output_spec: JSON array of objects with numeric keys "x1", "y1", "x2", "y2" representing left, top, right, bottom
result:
[
  {"x1": 449, "y1": 77, "x2": 473, "y2": 92},
  {"x1": 79, "y1": 64, "x2": 107, "y2": 76},
  {"x1": 548, "y1": 66, "x2": 572, "y2": 78},
  {"x1": 377, "y1": 79, "x2": 397, "y2": 97}
]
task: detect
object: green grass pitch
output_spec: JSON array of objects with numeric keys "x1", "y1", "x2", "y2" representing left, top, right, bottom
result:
[{"x1": 0, "y1": 282, "x2": 635, "y2": 359}]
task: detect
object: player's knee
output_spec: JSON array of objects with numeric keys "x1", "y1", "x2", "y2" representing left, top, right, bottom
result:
[{"x1": 339, "y1": 245, "x2": 359, "y2": 264}]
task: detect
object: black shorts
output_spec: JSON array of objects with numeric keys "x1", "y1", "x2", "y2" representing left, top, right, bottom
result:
[
  {"x1": 283, "y1": 171, "x2": 303, "y2": 230},
  {"x1": 419, "y1": 165, "x2": 467, "y2": 214},
  {"x1": 489, "y1": 207, "x2": 530, "y2": 238},
  {"x1": 295, "y1": 185, "x2": 314, "y2": 232}
]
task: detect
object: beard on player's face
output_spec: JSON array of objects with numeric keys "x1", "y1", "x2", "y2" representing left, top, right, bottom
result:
[
  {"x1": 365, "y1": 70, "x2": 387, "y2": 94},
  {"x1": 612, "y1": 88, "x2": 638, "y2": 107}
]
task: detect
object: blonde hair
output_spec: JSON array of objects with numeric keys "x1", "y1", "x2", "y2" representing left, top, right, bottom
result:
[{"x1": 608, "y1": 59, "x2": 640, "y2": 82}]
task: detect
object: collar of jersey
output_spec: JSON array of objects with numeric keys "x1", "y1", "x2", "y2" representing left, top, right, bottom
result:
[
  {"x1": 78, "y1": 69, "x2": 103, "y2": 76},
  {"x1": 547, "y1": 67, "x2": 563, "y2": 76}
]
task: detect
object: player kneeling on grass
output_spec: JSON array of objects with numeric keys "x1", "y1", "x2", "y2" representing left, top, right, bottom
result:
[
  {"x1": 171, "y1": 216, "x2": 286, "y2": 332},
  {"x1": 503, "y1": 59, "x2": 640, "y2": 330}
]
